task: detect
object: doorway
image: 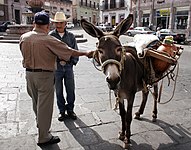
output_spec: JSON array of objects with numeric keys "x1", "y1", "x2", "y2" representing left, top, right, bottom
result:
[{"x1": 15, "y1": 9, "x2": 20, "y2": 24}]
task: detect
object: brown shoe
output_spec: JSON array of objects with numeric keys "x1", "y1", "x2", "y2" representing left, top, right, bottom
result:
[
  {"x1": 67, "y1": 111, "x2": 77, "y2": 120},
  {"x1": 37, "y1": 136, "x2": 60, "y2": 146}
]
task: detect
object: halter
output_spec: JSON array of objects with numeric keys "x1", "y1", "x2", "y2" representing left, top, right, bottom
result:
[{"x1": 93, "y1": 46, "x2": 127, "y2": 74}]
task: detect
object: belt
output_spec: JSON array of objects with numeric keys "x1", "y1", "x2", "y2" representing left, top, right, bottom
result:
[{"x1": 26, "y1": 68, "x2": 53, "y2": 72}]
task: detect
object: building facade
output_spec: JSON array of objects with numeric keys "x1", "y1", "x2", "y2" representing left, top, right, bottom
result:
[
  {"x1": 72, "y1": 0, "x2": 100, "y2": 25},
  {"x1": 133, "y1": 0, "x2": 191, "y2": 37},
  {"x1": 100, "y1": 0, "x2": 131, "y2": 27},
  {"x1": 0, "y1": 0, "x2": 9, "y2": 22},
  {"x1": 1, "y1": 0, "x2": 100, "y2": 26},
  {"x1": 1, "y1": 0, "x2": 73, "y2": 24},
  {"x1": 43, "y1": 0, "x2": 72, "y2": 21}
]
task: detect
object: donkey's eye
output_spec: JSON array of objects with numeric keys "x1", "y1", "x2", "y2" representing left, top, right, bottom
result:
[{"x1": 116, "y1": 48, "x2": 122, "y2": 54}]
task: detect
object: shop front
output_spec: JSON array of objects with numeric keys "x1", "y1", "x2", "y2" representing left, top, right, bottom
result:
[
  {"x1": 156, "y1": 8, "x2": 170, "y2": 29},
  {"x1": 175, "y1": 7, "x2": 189, "y2": 30}
]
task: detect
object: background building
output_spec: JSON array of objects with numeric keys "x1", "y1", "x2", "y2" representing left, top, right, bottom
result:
[
  {"x1": 72, "y1": 0, "x2": 100, "y2": 25},
  {"x1": 44, "y1": 0, "x2": 73, "y2": 21},
  {"x1": 0, "y1": 0, "x2": 100, "y2": 26},
  {"x1": 0, "y1": 0, "x2": 9, "y2": 23},
  {"x1": 100, "y1": 0, "x2": 131, "y2": 27},
  {"x1": 132, "y1": 0, "x2": 191, "y2": 37}
]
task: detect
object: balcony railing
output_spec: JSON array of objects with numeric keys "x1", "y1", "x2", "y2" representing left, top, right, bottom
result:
[
  {"x1": 100, "y1": 2, "x2": 125, "y2": 11},
  {"x1": 60, "y1": 0, "x2": 72, "y2": 4},
  {"x1": 79, "y1": 2, "x2": 99, "y2": 10}
]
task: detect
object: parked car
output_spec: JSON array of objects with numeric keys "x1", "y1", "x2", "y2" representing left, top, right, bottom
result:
[
  {"x1": 125, "y1": 27, "x2": 155, "y2": 36},
  {"x1": 0, "y1": 21, "x2": 13, "y2": 32},
  {"x1": 66, "y1": 22, "x2": 74, "y2": 29},
  {"x1": 159, "y1": 29, "x2": 186, "y2": 44},
  {"x1": 96, "y1": 23, "x2": 113, "y2": 32}
]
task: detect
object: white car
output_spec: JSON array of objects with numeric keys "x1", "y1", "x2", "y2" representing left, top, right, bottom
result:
[
  {"x1": 66, "y1": 22, "x2": 74, "y2": 28},
  {"x1": 126, "y1": 27, "x2": 155, "y2": 36},
  {"x1": 96, "y1": 23, "x2": 113, "y2": 32}
]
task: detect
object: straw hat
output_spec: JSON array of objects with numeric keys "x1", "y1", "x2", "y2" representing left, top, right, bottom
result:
[
  {"x1": 50, "y1": 12, "x2": 67, "y2": 22},
  {"x1": 163, "y1": 36, "x2": 174, "y2": 45}
]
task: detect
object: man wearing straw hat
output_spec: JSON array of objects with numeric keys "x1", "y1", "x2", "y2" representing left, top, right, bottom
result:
[{"x1": 49, "y1": 12, "x2": 78, "y2": 121}]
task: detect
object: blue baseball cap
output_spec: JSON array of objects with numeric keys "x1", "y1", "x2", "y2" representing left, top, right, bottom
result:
[{"x1": 34, "y1": 11, "x2": 50, "y2": 25}]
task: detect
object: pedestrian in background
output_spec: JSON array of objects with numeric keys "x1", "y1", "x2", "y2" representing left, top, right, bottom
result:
[
  {"x1": 49, "y1": 12, "x2": 78, "y2": 121},
  {"x1": 156, "y1": 27, "x2": 161, "y2": 40},
  {"x1": 19, "y1": 11, "x2": 93, "y2": 147}
]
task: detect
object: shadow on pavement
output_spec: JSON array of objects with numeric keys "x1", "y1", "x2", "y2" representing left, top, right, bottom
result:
[
  {"x1": 63, "y1": 117, "x2": 124, "y2": 150},
  {"x1": 39, "y1": 144, "x2": 61, "y2": 150},
  {"x1": 140, "y1": 118, "x2": 191, "y2": 150}
]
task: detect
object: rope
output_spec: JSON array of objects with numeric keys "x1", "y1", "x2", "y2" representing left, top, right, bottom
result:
[
  {"x1": 148, "y1": 62, "x2": 179, "y2": 104},
  {"x1": 158, "y1": 62, "x2": 179, "y2": 104},
  {"x1": 109, "y1": 89, "x2": 112, "y2": 109},
  {"x1": 92, "y1": 46, "x2": 127, "y2": 73},
  {"x1": 92, "y1": 51, "x2": 102, "y2": 71}
]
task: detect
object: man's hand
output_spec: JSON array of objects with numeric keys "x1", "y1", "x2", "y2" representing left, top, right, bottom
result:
[{"x1": 86, "y1": 50, "x2": 95, "y2": 58}]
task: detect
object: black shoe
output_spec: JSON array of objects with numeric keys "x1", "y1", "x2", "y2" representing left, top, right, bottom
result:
[
  {"x1": 58, "y1": 113, "x2": 66, "y2": 121},
  {"x1": 67, "y1": 111, "x2": 77, "y2": 120},
  {"x1": 37, "y1": 136, "x2": 61, "y2": 146}
]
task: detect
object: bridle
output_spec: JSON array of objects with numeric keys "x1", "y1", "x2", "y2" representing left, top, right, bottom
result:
[
  {"x1": 92, "y1": 37, "x2": 127, "y2": 109},
  {"x1": 92, "y1": 36, "x2": 127, "y2": 74}
]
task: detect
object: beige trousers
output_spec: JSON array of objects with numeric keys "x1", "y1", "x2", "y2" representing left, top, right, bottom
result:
[{"x1": 26, "y1": 71, "x2": 54, "y2": 143}]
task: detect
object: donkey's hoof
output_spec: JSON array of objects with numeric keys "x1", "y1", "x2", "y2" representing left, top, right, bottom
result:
[
  {"x1": 124, "y1": 138, "x2": 131, "y2": 149},
  {"x1": 124, "y1": 143, "x2": 131, "y2": 149},
  {"x1": 152, "y1": 117, "x2": 157, "y2": 122},
  {"x1": 134, "y1": 112, "x2": 141, "y2": 120},
  {"x1": 118, "y1": 132, "x2": 125, "y2": 141}
]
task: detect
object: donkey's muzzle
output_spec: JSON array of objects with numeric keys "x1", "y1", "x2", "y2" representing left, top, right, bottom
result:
[{"x1": 106, "y1": 76, "x2": 121, "y2": 90}]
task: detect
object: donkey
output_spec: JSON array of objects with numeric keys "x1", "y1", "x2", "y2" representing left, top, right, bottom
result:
[{"x1": 81, "y1": 14, "x2": 158, "y2": 147}]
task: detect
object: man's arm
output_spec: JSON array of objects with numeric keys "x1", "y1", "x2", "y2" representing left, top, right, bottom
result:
[{"x1": 71, "y1": 49, "x2": 94, "y2": 58}]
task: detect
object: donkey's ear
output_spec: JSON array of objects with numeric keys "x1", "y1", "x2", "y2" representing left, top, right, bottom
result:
[
  {"x1": 113, "y1": 14, "x2": 133, "y2": 37},
  {"x1": 81, "y1": 19, "x2": 105, "y2": 39}
]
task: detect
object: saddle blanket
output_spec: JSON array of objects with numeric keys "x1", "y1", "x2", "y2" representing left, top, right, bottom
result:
[{"x1": 126, "y1": 34, "x2": 159, "y2": 58}]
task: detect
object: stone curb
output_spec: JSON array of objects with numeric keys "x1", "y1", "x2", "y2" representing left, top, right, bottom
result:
[
  {"x1": 0, "y1": 38, "x2": 87, "y2": 44},
  {"x1": 0, "y1": 33, "x2": 87, "y2": 43}
]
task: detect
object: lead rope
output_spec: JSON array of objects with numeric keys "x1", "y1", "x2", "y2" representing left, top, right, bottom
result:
[
  {"x1": 158, "y1": 62, "x2": 179, "y2": 104},
  {"x1": 92, "y1": 50, "x2": 102, "y2": 71},
  {"x1": 109, "y1": 89, "x2": 112, "y2": 109},
  {"x1": 93, "y1": 46, "x2": 127, "y2": 110},
  {"x1": 148, "y1": 62, "x2": 179, "y2": 104}
]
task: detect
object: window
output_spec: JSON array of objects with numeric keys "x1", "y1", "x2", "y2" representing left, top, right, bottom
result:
[
  {"x1": 120, "y1": 0, "x2": 125, "y2": 7},
  {"x1": 105, "y1": 0, "x2": 108, "y2": 10},
  {"x1": 175, "y1": 10, "x2": 188, "y2": 29},
  {"x1": 110, "y1": 0, "x2": 116, "y2": 9}
]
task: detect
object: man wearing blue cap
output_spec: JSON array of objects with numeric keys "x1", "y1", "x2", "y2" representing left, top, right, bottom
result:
[{"x1": 19, "y1": 11, "x2": 93, "y2": 146}]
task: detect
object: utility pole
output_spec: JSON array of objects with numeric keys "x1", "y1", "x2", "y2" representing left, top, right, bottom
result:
[
  {"x1": 149, "y1": 0, "x2": 155, "y2": 28},
  {"x1": 136, "y1": 0, "x2": 141, "y2": 27},
  {"x1": 11, "y1": 3, "x2": 14, "y2": 22}
]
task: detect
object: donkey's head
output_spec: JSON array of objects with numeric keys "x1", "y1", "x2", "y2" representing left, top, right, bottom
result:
[{"x1": 81, "y1": 14, "x2": 133, "y2": 90}]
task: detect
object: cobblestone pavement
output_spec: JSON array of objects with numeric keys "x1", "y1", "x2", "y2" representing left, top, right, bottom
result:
[{"x1": 0, "y1": 30, "x2": 191, "y2": 150}]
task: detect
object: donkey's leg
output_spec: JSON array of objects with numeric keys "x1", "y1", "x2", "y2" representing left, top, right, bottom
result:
[
  {"x1": 134, "y1": 90, "x2": 149, "y2": 120},
  {"x1": 152, "y1": 83, "x2": 158, "y2": 122},
  {"x1": 124, "y1": 94, "x2": 135, "y2": 147},
  {"x1": 118, "y1": 100, "x2": 126, "y2": 141}
]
